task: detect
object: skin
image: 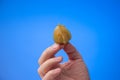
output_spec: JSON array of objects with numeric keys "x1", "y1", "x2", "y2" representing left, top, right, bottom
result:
[{"x1": 38, "y1": 43, "x2": 90, "y2": 80}]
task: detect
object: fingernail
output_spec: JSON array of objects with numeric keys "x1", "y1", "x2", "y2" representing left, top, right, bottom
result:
[
  {"x1": 56, "y1": 57, "x2": 62, "y2": 61},
  {"x1": 52, "y1": 43, "x2": 59, "y2": 49}
]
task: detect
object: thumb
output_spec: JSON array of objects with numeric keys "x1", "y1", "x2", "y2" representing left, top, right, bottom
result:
[{"x1": 63, "y1": 43, "x2": 82, "y2": 60}]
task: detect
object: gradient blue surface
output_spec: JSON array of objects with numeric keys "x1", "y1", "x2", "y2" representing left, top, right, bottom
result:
[{"x1": 0, "y1": 0, "x2": 120, "y2": 80}]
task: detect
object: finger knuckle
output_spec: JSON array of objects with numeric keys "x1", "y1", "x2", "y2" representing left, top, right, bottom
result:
[
  {"x1": 38, "y1": 59, "x2": 41, "y2": 65},
  {"x1": 37, "y1": 67, "x2": 41, "y2": 74},
  {"x1": 37, "y1": 67, "x2": 44, "y2": 77}
]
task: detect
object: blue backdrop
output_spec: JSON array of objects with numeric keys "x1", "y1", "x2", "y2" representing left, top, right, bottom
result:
[{"x1": 0, "y1": 0, "x2": 120, "y2": 80}]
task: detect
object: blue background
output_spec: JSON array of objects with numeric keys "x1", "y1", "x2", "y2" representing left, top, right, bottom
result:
[{"x1": 0, "y1": 0, "x2": 120, "y2": 80}]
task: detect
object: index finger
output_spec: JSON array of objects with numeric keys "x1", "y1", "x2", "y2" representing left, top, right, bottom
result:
[
  {"x1": 63, "y1": 43, "x2": 82, "y2": 60},
  {"x1": 38, "y1": 43, "x2": 64, "y2": 65}
]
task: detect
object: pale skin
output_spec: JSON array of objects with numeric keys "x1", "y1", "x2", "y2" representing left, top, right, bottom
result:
[{"x1": 38, "y1": 43, "x2": 90, "y2": 80}]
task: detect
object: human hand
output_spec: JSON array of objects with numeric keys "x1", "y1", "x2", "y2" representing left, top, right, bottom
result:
[{"x1": 38, "y1": 43, "x2": 90, "y2": 80}]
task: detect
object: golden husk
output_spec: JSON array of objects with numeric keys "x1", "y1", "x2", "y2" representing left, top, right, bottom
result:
[{"x1": 53, "y1": 25, "x2": 71, "y2": 44}]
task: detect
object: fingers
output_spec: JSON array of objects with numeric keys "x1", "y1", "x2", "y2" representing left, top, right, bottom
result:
[
  {"x1": 38, "y1": 57, "x2": 62, "y2": 78},
  {"x1": 63, "y1": 43, "x2": 82, "y2": 60},
  {"x1": 42, "y1": 68, "x2": 61, "y2": 80},
  {"x1": 38, "y1": 43, "x2": 64, "y2": 65}
]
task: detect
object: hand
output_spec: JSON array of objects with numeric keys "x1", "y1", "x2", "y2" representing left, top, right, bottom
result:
[{"x1": 38, "y1": 43, "x2": 90, "y2": 80}]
